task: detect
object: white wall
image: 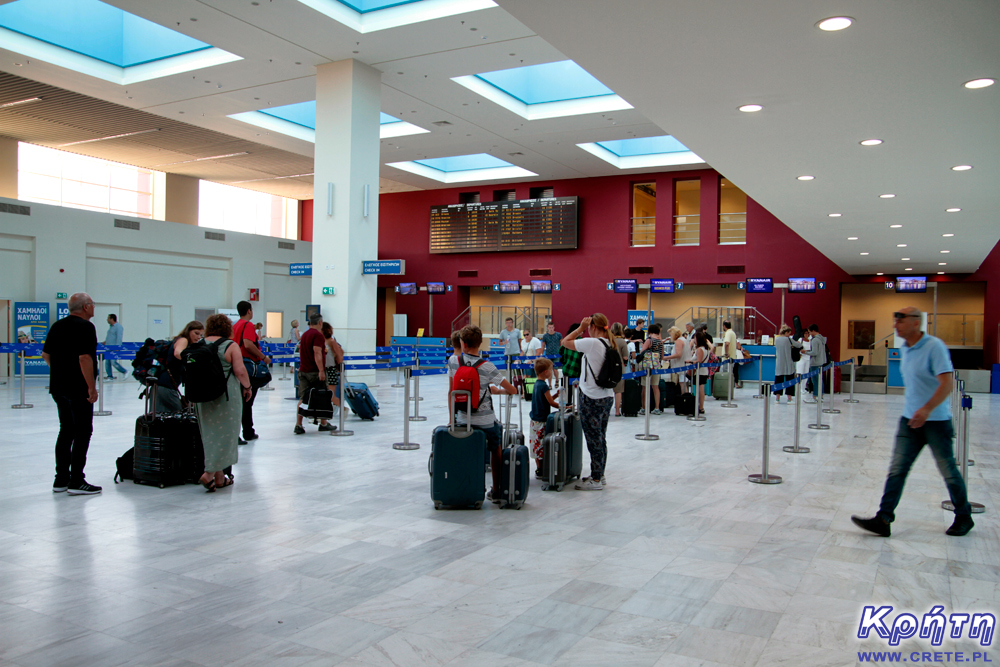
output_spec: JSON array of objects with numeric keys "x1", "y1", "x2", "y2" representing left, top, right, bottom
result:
[{"x1": 0, "y1": 197, "x2": 311, "y2": 343}]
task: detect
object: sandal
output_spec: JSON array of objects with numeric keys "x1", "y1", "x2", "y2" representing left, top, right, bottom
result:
[
  {"x1": 199, "y1": 474, "x2": 216, "y2": 492},
  {"x1": 216, "y1": 477, "x2": 234, "y2": 489}
]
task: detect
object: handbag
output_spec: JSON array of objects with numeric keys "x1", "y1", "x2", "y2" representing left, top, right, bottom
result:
[{"x1": 236, "y1": 320, "x2": 272, "y2": 389}]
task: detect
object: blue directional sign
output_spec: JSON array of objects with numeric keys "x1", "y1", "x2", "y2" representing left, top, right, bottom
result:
[
  {"x1": 362, "y1": 259, "x2": 405, "y2": 275},
  {"x1": 676, "y1": 282, "x2": 684, "y2": 290},
  {"x1": 818, "y1": 281, "x2": 826, "y2": 290},
  {"x1": 290, "y1": 263, "x2": 312, "y2": 276}
]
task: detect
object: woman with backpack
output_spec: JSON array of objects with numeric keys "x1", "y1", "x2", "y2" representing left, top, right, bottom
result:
[
  {"x1": 191, "y1": 314, "x2": 252, "y2": 492},
  {"x1": 561, "y1": 313, "x2": 618, "y2": 491}
]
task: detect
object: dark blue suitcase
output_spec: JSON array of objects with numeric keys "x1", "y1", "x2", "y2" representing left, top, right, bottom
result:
[
  {"x1": 429, "y1": 391, "x2": 486, "y2": 510},
  {"x1": 343, "y1": 382, "x2": 379, "y2": 420},
  {"x1": 499, "y1": 395, "x2": 528, "y2": 509}
]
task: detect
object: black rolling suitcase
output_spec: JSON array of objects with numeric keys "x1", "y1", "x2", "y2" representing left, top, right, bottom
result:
[
  {"x1": 622, "y1": 378, "x2": 642, "y2": 416},
  {"x1": 298, "y1": 386, "x2": 334, "y2": 421},
  {"x1": 675, "y1": 391, "x2": 696, "y2": 417},
  {"x1": 659, "y1": 379, "x2": 680, "y2": 410},
  {"x1": 499, "y1": 394, "x2": 529, "y2": 509},
  {"x1": 429, "y1": 391, "x2": 487, "y2": 510},
  {"x1": 133, "y1": 383, "x2": 199, "y2": 488}
]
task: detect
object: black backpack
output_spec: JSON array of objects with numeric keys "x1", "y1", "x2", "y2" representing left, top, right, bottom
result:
[
  {"x1": 114, "y1": 447, "x2": 134, "y2": 483},
  {"x1": 585, "y1": 338, "x2": 623, "y2": 389},
  {"x1": 132, "y1": 338, "x2": 175, "y2": 383},
  {"x1": 181, "y1": 339, "x2": 233, "y2": 403},
  {"x1": 790, "y1": 342, "x2": 801, "y2": 363}
]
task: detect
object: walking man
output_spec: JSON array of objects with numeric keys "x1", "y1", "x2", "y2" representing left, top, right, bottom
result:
[
  {"x1": 851, "y1": 307, "x2": 973, "y2": 537},
  {"x1": 233, "y1": 301, "x2": 270, "y2": 443},
  {"x1": 42, "y1": 292, "x2": 102, "y2": 495},
  {"x1": 103, "y1": 313, "x2": 128, "y2": 380}
]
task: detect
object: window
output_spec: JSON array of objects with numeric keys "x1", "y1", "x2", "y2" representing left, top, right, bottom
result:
[
  {"x1": 459, "y1": 191, "x2": 480, "y2": 204},
  {"x1": 266, "y1": 311, "x2": 283, "y2": 339},
  {"x1": 719, "y1": 178, "x2": 747, "y2": 244},
  {"x1": 673, "y1": 179, "x2": 700, "y2": 246},
  {"x1": 530, "y1": 186, "x2": 554, "y2": 199},
  {"x1": 198, "y1": 180, "x2": 298, "y2": 240},
  {"x1": 18, "y1": 142, "x2": 163, "y2": 219},
  {"x1": 493, "y1": 189, "x2": 516, "y2": 201},
  {"x1": 630, "y1": 182, "x2": 656, "y2": 247}
]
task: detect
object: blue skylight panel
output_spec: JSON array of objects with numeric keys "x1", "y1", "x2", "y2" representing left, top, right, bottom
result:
[
  {"x1": 596, "y1": 136, "x2": 691, "y2": 157},
  {"x1": 0, "y1": 0, "x2": 210, "y2": 67},
  {"x1": 414, "y1": 154, "x2": 512, "y2": 172},
  {"x1": 380, "y1": 112, "x2": 402, "y2": 124},
  {"x1": 336, "y1": 0, "x2": 422, "y2": 13},
  {"x1": 260, "y1": 102, "x2": 317, "y2": 130},
  {"x1": 475, "y1": 60, "x2": 614, "y2": 105}
]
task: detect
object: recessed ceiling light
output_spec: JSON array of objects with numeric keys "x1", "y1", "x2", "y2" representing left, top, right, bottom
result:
[
  {"x1": 738, "y1": 104, "x2": 763, "y2": 112},
  {"x1": 897, "y1": 244, "x2": 907, "y2": 247},
  {"x1": 59, "y1": 128, "x2": 160, "y2": 147},
  {"x1": 817, "y1": 16, "x2": 853, "y2": 31},
  {"x1": 0, "y1": 96, "x2": 42, "y2": 109},
  {"x1": 946, "y1": 208, "x2": 961, "y2": 212},
  {"x1": 890, "y1": 224, "x2": 902, "y2": 228},
  {"x1": 951, "y1": 165, "x2": 973, "y2": 171},
  {"x1": 905, "y1": 268, "x2": 913, "y2": 271},
  {"x1": 938, "y1": 271, "x2": 945, "y2": 275},
  {"x1": 939, "y1": 262, "x2": 947, "y2": 266},
  {"x1": 877, "y1": 272, "x2": 884, "y2": 276},
  {"x1": 941, "y1": 250, "x2": 950, "y2": 253},
  {"x1": 860, "y1": 139, "x2": 882, "y2": 146},
  {"x1": 797, "y1": 175, "x2": 815, "y2": 181},
  {"x1": 847, "y1": 237, "x2": 858, "y2": 240},
  {"x1": 901, "y1": 258, "x2": 910, "y2": 261},
  {"x1": 942, "y1": 233, "x2": 954, "y2": 237},
  {"x1": 860, "y1": 252, "x2": 869, "y2": 256},
  {"x1": 828, "y1": 213, "x2": 842, "y2": 217},
  {"x1": 964, "y1": 78, "x2": 994, "y2": 89},
  {"x1": 880, "y1": 194, "x2": 895, "y2": 198}
]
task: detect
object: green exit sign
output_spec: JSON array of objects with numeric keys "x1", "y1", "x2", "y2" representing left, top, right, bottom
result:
[
  {"x1": 56, "y1": 292, "x2": 67, "y2": 299},
  {"x1": 322, "y1": 287, "x2": 336, "y2": 296}
]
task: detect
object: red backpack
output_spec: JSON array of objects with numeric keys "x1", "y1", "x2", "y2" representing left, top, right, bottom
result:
[{"x1": 452, "y1": 356, "x2": 487, "y2": 412}]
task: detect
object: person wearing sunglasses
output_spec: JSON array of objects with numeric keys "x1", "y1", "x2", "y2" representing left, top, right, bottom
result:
[{"x1": 851, "y1": 307, "x2": 973, "y2": 537}]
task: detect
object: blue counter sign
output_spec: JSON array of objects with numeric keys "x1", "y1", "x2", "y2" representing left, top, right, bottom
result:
[
  {"x1": 290, "y1": 263, "x2": 312, "y2": 276},
  {"x1": 363, "y1": 259, "x2": 405, "y2": 275}
]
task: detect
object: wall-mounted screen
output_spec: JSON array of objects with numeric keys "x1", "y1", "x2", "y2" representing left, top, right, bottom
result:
[
  {"x1": 650, "y1": 278, "x2": 675, "y2": 293},
  {"x1": 530, "y1": 280, "x2": 552, "y2": 294},
  {"x1": 614, "y1": 279, "x2": 638, "y2": 294},
  {"x1": 499, "y1": 280, "x2": 521, "y2": 294},
  {"x1": 788, "y1": 277, "x2": 816, "y2": 293},
  {"x1": 746, "y1": 277, "x2": 773, "y2": 294},
  {"x1": 430, "y1": 196, "x2": 579, "y2": 254},
  {"x1": 426, "y1": 282, "x2": 445, "y2": 294},
  {"x1": 398, "y1": 283, "x2": 417, "y2": 295},
  {"x1": 896, "y1": 276, "x2": 927, "y2": 293}
]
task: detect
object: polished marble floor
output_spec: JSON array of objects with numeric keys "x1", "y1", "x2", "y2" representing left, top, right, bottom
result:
[{"x1": 0, "y1": 373, "x2": 996, "y2": 667}]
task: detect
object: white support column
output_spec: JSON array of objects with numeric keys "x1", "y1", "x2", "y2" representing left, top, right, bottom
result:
[{"x1": 313, "y1": 59, "x2": 381, "y2": 385}]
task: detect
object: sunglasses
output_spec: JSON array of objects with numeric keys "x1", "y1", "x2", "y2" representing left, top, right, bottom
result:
[{"x1": 893, "y1": 312, "x2": 920, "y2": 320}]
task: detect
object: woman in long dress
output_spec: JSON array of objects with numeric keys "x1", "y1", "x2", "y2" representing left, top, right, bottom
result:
[{"x1": 195, "y1": 314, "x2": 252, "y2": 492}]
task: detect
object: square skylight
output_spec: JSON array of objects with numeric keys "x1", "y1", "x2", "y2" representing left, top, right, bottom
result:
[
  {"x1": 452, "y1": 60, "x2": 633, "y2": 120},
  {"x1": 0, "y1": 0, "x2": 240, "y2": 84},
  {"x1": 577, "y1": 135, "x2": 705, "y2": 169},
  {"x1": 294, "y1": 0, "x2": 496, "y2": 33},
  {"x1": 228, "y1": 102, "x2": 429, "y2": 141},
  {"x1": 388, "y1": 153, "x2": 536, "y2": 183}
]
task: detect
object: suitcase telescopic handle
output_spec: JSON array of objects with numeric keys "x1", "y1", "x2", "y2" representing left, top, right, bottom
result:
[{"x1": 449, "y1": 390, "x2": 473, "y2": 435}]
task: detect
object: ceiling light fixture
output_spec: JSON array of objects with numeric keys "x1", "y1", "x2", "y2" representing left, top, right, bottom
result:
[
  {"x1": 230, "y1": 172, "x2": 314, "y2": 184},
  {"x1": 828, "y1": 213, "x2": 842, "y2": 217},
  {"x1": 890, "y1": 224, "x2": 902, "y2": 228},
  {"x1": 901, "y1": 258, "x2": 910, "y2": 261},
  {"x1": 946, "y1": 208, "x2": 961, "y2": 212},
  {"x1": 154, "y1": 151, "x2": 249, "y2": 167},
  {"x1": 877, "y1": 272, "x2": 884, "y2": 276},
  {"x1": 860, "y1": 139, "x2": 882, "y2": 146},
  {"x1": 0, "y1": 96, "x2": 42, "y2": 109},
  {"x1": 817, "y1": 16, "x2": 853, "y2": 31},
  {"x1": 59, "y1": 128, "x2": 161, "y2": 147},
  {"x1": 939, "y1": 263, "x2": 947, "y2": 266},
  {"x1": 905, "y1": 268, "x2": 913, "y2": 271},
  {"x1": 964, "y1": 78, "x2": 994, "y2": 89},
  {"x1": 797, "y1": 175, "x2": 814, "y2": 181},
  {"x1": 942, "y1": 233, "x2": 954, "y2": 237},
  {"x1": 951, "y1": 165, "x2": 972, "y2": 171},
  {"x1": 938, "y1": 272, "x2": 945, "y2": 275},
  {"x1": 738, "y1": 104, "x2": 763, "y2": 112},
  {"x1": 941, "y1": 250, "x2": 950, "y2": 253},
  {"x1": 880, "y1": 194, "x2": 895, "y2": 198},
  {"x1": 860, "y1": 252, "x2": 869, "y2": 256},
  {"x1": 847, "y1": 237, "x2": 858, "y2": 240},
  {"x1": 897, "y1": 244, "x2": 907, "y2": 247}
]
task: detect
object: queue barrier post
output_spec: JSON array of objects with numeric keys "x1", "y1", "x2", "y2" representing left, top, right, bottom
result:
[
  {"x1": 330, "y1": 361, "x2": 354, "y2": 437},
  {"x1": 687, "y1": 363, "x2": 706, "y2": 422},
  {"x1": 753, "y1": 355, "x2": 764, "y2": 399},
  {"x1": 410, "y1": 360, "x2": 427, "y2": 422},
  {"x1": 807, "y1": 367, "x2": 829, "y2": 430},
  {"x1": 822, "y1": 364, "x2": 841, "y2": 414},
  {"x1": 635, "y1": 371, "x2": 659, "y2": 441},
  {"x1": 749, "y1": 381, "x2": 782, "y2": 484},
  {"x1": 844, "y1": 359, "x2": 859, "y2": 403},
  {"x1": 941, "y1": 383, "x2": 986, "y2": 514},
  {"x1": 721, "y1": 360, "x2": 737, "y2": 408},
  {"x1": 392, "y1": 354, "x2": 405, "y2": 388},
  {"x1": 392, "y1": 367, "x2": 419, "y2": 450},
  {"x1": 12, "y1": 349, "x2": 33, "y2": 409},
  {"x1": 782, "y1": 375, "x2": 810, "y2": 454},
  {"x1": 410, "y1": 353, "x2": 424, "y2": 401},
  {"x1": 94, "y1": 353, "x2": 112, "y2": 416}
]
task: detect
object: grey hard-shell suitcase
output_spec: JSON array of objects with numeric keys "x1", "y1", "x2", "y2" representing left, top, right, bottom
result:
[
  {"x1": 429, "y1": 391, "x2": 486, "y2": 510},
  {"x1": 499, "y1": 394, "x2": 529, "y2": 509},
  {"x1": 541, "y1": 378, "x2": 581, "y2": 491}
]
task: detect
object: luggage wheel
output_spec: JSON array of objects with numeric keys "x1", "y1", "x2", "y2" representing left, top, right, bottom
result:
[
  {"x1": 434, "y1": 501, "x2": 442, "y2": 510},
  {"x1": 473, "y1": 501, "x2": 483, "y2": 510}
]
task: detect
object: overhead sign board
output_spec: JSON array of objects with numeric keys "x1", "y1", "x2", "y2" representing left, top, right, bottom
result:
[
  {"x1": 363, "y1": 259, "x2": 405, "y2": 275},
  {"x1": 290, "y1": 263, "x2": 312, "y2": 276}
]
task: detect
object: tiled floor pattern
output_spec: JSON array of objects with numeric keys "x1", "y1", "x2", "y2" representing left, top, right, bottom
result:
[{"x1": 0, "y1": 373, "x2": 996, "y2": 667}]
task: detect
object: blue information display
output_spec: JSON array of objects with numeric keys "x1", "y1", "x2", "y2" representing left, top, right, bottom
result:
[
  {"x1": 363, "y1": 259, "x2": 405, "y2": 275},
  {"x1": 788, "y1": 277, "x2": 816, "y2": 293},
  {"x1": 14, "y1": 302, "x2": 50, "y2": 374},
  {"x1": 896, "y1": 276, "x2": 927, "y2": 293},
  {"x1": 628, "y1": 310, "x2": 653, "y2": 328},
  {"x1": 290, "y1": 262, "x2": 312, "y2": 276},
  {"x1": 426, "y1": 282, "x2": 445, "y2": 294},
  {"x1": 530, "y1": 280, "x2": 552, "y2": 293},
  {"x1": 650, "y1": 278, "x2": 675, "y2": 293},
  {"x1": 614, "y1": 279, "x2": 638, "y2": 294},
  {"x1": 746, "y1": 278, "x2": 773, "y2": 294},
  {"x1": 398, "y1": 283, "x2": 417, "y2": 295},
  {"x1": 499, "y1": 281, "x2": 520, "y2": 294}
]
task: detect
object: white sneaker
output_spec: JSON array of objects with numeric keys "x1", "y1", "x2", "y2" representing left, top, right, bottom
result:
[{"x1": 575, "y1": 477, "x2": 603, "y2": 491}]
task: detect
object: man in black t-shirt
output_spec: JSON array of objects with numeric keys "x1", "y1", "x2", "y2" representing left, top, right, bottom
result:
[{"x1": 42, "y1": 292, "x2": 101, "y2": 495}]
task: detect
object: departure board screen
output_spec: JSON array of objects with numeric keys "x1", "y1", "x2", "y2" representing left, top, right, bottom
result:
[{"x1": 429, "y1": 197, "x2": 579, "y2": 254}]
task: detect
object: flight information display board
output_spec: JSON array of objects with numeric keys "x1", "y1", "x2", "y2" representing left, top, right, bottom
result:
[{"x1": 429, "y1": 197, "x2": 579, "y2": 254}]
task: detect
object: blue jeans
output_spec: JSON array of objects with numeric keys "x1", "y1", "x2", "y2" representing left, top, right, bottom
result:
[
  {"x1": 104, "y1": 358, "x2": 127, "y2": 378},
  {"x1": 878, "y1": 417, "x2": 971, "y2": 521}
]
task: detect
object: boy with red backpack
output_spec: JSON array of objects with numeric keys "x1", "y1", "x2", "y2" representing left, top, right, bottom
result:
[{"x1": 447, "y1": 325, "x2": 517, "y2": 503}]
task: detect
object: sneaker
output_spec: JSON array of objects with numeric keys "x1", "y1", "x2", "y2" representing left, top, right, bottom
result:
[
  {"x1": 946, "y1": 514, "x2": 974, "y2": 537},
  {"x1": 487, "y1": 488, "x2": 501, "y2": 504},
  {"x1": 105, "y1": 376, "x2": 115, "y2": 381},
  {"x1": 575, "y1": 477, "x2": 603, "y2": 491},
  {"x1": 851, "y1": 515, "x2": 890, "y2": 537},
  {"x1": 243, "y1": 433, "x2": 259, "y2": 442},
  {"x1": 638, "y1": 408, "x2": 645, "y2": 415},
  {"x1": 53, "y1": 481, "x2": 68, "y2": 493},
  {"x1": 293, "y1": 425, "x2": 306, "y2": 435},
  {"x1": 238, "y1": 438, "x2": 247, "y2": 445},
  {"x1": 652, "y1": 409, "x2": 662, "y2": 415},
  {"x1": 775, "y1": 396, "x2": 781, "y2": 403},
  {"x1": 318, "y1": 423, "x2": 338, "y2": 432},
  {"x1": 67, "y1": 482, "x2": 102, "y2": 496}
]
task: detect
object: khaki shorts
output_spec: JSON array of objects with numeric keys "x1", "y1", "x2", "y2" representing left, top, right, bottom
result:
[{"x1": 299, "y1": 371, "x2": 325, "y2": 392}]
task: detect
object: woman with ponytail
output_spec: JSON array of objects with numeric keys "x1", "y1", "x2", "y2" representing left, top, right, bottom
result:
[{"x1": 562, "y1": 313, "x2": 616, "y2": 490}]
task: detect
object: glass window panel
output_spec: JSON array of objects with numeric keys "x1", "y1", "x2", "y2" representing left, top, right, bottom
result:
[
  {"x1": 18, "y1": 171, "x2": 62, "y2": 202},
  {"x1": 630, "y1": 182, "x2": 656, "y2": 247},
  {"x1": 718, "y1": 178, "x2": 747, "y2": 245},
  {"x1": 63, "y1": 179, "x2": 109, "y2": 209},
  {"x1": 18, "y1": 143, "x2": 61, "y2": 177},
  {"x1": 109, "y1": 187, "x2": 152, "y2": 215},
  {"x1": 673, "y1": 179, "x2": 700, "y2": 246},
  {"x1": 63, "y1": 154, "x2": 110, "y2": 186},
  {"x1": 266, "y1": 312, "x2": 283, "y2": 339},
  {"x1": 110, "y1": 165, "x2": 152, "y2": 193},
  {"x1": 198, "y1": 179, "x2": 298, "y2": 239}
]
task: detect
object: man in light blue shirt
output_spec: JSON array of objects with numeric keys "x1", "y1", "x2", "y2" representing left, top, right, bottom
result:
[
  {"x1": 498, "y1": 317, "x2": 522, "y2": 375},
  {"x1": 103, "y1": 314, "x2": 128, "y2": 380},
  {"x1": 852, "y1": 307, "x2": 973, "y2": 537}
]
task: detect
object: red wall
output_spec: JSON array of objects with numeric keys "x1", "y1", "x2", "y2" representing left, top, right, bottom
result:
[
  {"x1": 970, "y1": 239, "x2": 1000, "y2": 367},
  {"x1": 299, "y1": 199, "x2": 314, "y2": 243}
]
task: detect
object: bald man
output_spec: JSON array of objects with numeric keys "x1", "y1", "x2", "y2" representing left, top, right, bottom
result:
[
  {"x1": 852, "y1": 307, "x2": 972, "y2": 537},
  {"x1": 42, "y1": 292, "x2": 102, "y2": 495}
]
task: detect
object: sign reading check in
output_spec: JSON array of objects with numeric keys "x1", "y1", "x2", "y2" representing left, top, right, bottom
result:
[{"x1": 363, "y1": 260, "x2": 405, "y2": 275}]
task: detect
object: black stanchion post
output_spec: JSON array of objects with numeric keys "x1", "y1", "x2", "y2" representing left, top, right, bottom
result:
[{"x1": 749, "y1": 382, "x2": 782, "y2": 484}]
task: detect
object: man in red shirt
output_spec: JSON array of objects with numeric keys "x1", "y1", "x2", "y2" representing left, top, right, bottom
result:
[
  {"x1": 294, "y1": 313, "x2": 334, "y2": 434},
  {"x1": 233, "y1": 301, "x2": 270, "y2": 443}
]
